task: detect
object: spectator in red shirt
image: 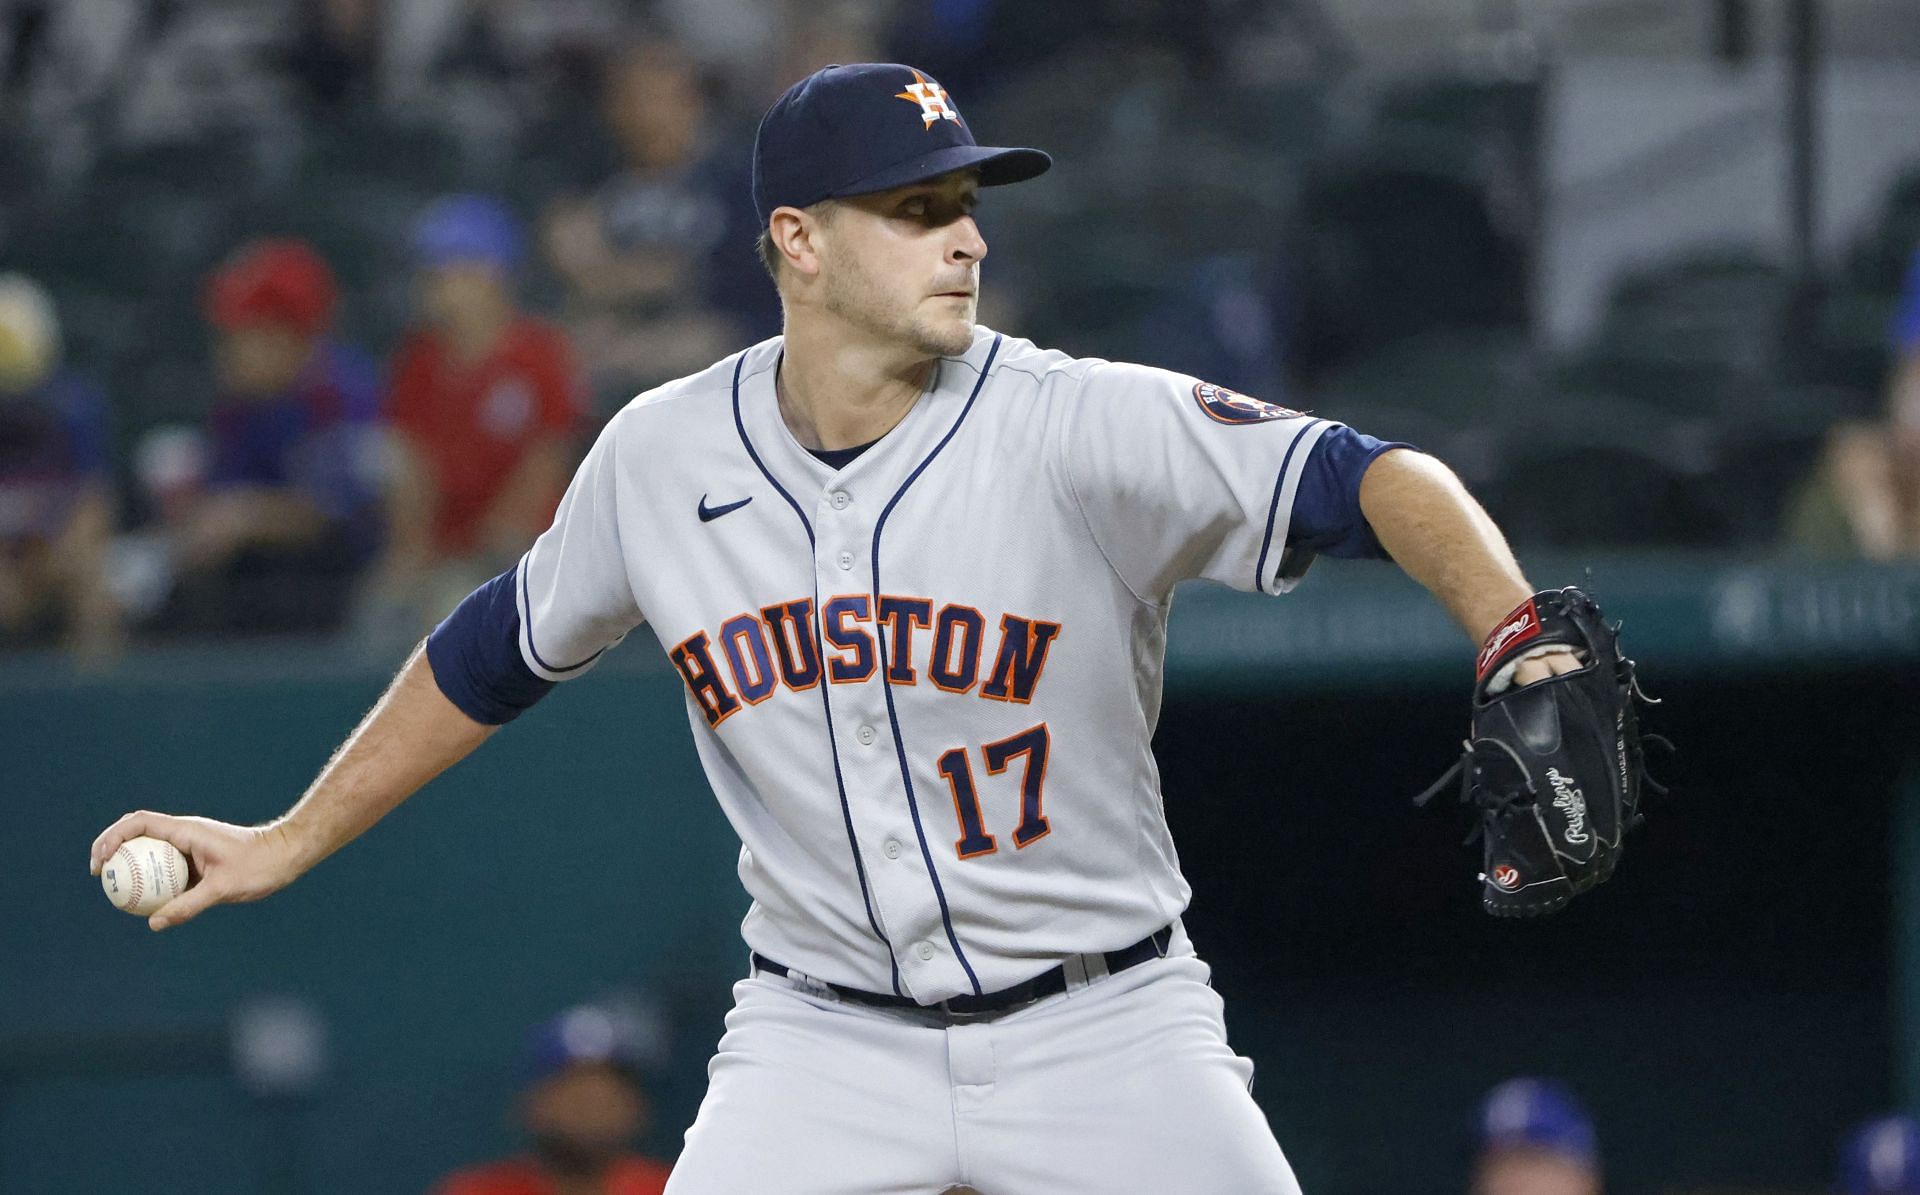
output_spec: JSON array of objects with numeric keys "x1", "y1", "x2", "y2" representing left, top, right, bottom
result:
[
  {"x1": 368, "y1": 194, "x2": 582, "y2": 636},
  {"x1": 435, "y1": 1003, "x2": 673, "y2": 1195}
]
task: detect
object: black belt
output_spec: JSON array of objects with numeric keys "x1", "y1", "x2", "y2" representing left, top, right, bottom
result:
[{"x1": 752, "y1": 924, "x2": 1173, "y2": 1020}]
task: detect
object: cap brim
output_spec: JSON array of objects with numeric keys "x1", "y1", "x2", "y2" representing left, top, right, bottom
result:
[{"x1": 831, "y1": 144, "x2": 1052, "y2": 202}]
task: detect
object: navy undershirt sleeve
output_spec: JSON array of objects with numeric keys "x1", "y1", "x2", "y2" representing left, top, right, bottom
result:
[
  {"x1": 1284, "y1": 425, "x2": 1416, "y2": 560},
  {"x1": 426, "y1": 565, "x2": 557, "y2": 725}
]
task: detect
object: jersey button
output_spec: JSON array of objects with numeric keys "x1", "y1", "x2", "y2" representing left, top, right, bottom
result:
[
  {"x1": 836, "y1": 551, "x2": 854, "y2": 570},
  {"x1": 915, "y1": 942, "x2": 935, "y2": 961},
  {"x1": 856, "y1": 724, "x2": 877, "y2": 745},
  {"x1": 830, "y1": 491, "x2": 850, "y2": 510},
  {"x1": 883, "y1": 839, "x2": 902, "y2": 860}
]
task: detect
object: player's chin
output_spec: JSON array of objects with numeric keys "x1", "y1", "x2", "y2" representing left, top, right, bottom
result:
[{"x1": 913, "y1": 308, "x2": 976, "y2": 357}]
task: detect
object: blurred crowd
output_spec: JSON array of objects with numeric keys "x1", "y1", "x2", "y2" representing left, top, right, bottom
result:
[
  {"x1": 416, "y1": 1024, "x2": 1920, "y2": 1195},
  {"x1": 1, "y1": 0, "x2": 1919, "y2": 664},
  {"x1": 1466, "y1": 1078, "x2": 1920, "y2": 1195}
]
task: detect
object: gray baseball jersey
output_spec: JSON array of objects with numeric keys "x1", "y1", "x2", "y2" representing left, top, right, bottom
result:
[{"x1": 516, "y1": 326, "x2": 1338, "y2": 1003}]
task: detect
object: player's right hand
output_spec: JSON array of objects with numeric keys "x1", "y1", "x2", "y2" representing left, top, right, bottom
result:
[{"x1": 89, "y1": 812, "x2": 306, "y2": 932}]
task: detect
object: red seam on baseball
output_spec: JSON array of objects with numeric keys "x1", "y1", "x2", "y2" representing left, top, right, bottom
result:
[{"x1": 120, "y1": 845, "x2": 144, "y2": 909}]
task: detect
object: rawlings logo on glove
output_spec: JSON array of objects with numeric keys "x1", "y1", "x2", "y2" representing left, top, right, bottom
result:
[
  {"x1": 1475, "y1": 601, "x2": 1541, "y2": 678},
  {"x1": 1416, "y1": 588, "x2": 1669, "y2": 918}
]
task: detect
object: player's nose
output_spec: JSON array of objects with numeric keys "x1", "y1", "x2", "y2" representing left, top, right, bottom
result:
[{"x1": 947, "y1": 216, "x2": 987, "y2": 265}]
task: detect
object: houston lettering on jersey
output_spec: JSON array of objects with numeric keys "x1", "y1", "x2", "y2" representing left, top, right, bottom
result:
[{"x1": 669, "y1": 595, "x2": 1063, "y2": 728}]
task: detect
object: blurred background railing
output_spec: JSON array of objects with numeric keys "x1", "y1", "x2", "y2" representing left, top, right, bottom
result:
[{"x1": 8, "y1": 1, "x2": 1920, "y2": 1192}]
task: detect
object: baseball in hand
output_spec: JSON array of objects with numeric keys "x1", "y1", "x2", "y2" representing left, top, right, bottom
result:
[{"x1": 101, "y1": 836, "x2": 189, "y2": 917}]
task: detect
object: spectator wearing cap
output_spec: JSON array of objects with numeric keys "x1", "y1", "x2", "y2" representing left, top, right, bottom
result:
[
  {"x1": 1788, "y1": 247, "x2": 1920, "y2": 558},
  {"x1": 1840, "y1": 1115, "x2": 1920, "y2": 1195},
  {"x1": 368, "y1": 194, "x2": 582, "y2": 635},
  {"x1": 540, "y1": 36, "x2": 775, "y2": 410},
  {"x1": 146, "y1": 238, "x2": 382, "y2": 636},
  {"x1": 433, "y1": 1002, "x2": 673, "y2": 1195},
  {"x1": 0, "y1": 274, "x2": 121, "y2": 660},
  {"x1": 1471, "y1": 1078, "x2": 1601, "y2": 1195}
]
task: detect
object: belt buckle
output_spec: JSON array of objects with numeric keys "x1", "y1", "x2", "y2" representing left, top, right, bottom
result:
[
  {"x1": 937, "y1": 989, "x2": 1042, "y2": 1023},
  {"x1": 935, "y1": 997, "x2": 997, "y2": 1023}
]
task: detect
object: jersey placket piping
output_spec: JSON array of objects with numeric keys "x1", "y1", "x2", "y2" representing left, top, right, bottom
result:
[
  {"x1": 866, "y1": 334, "x2": 1004, "y2": 999},
  {"x1": 730, "y1": 350, "x2": 904, "y2": 996}
]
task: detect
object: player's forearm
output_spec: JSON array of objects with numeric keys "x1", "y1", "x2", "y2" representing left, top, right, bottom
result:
[
  {"x1": 271, "y1": 643, "x2": 497, "y2": 873},
  {"x1": 1358, "y1": 449, "x2": 1532, "y2": 641}
]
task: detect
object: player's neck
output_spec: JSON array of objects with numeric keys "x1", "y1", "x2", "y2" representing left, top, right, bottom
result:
[{"x1": 776, "y1": 322, "x2": 936, "y2": 452}]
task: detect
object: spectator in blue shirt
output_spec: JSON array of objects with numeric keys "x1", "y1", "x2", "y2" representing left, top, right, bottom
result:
[
  {"x1": 146, "y1": 238, "x2": 382, "y2": 636},
  {"x1": 0, "y1": 274, "x2": 121, "y2": 660},
  {"x1": 541, "y1": 36, "x2": 776, "y2": 410}
]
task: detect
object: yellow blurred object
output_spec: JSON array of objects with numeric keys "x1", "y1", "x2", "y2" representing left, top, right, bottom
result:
[{"x1": 0, "y1": 273, "x2": 60, "y2": 394}]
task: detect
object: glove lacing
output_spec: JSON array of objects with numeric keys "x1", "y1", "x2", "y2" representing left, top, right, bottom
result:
[{"x1": 1412, "y1": 737, "x2": 1538, "y2": 847}]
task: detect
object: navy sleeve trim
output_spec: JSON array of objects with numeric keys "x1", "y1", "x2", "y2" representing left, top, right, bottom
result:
[
  {"x1": 1285, "y1": 426, "x2": 1417, "y2": 561},
  {"x1": 427, "y1": 567, "x2": 557, "y2": 725}
]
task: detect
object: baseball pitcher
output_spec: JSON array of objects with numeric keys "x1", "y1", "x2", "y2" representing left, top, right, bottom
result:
[{"x1": 91, "y1": 64, "x2": 1657, "y2": 1193}]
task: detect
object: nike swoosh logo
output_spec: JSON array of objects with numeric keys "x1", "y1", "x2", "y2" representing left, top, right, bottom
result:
[{"x1": 698, "y1": 494, "x2": 753, "y2": 522}]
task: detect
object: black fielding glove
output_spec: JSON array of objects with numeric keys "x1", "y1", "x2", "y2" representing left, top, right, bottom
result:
[{"x1": 1415, "y1": 588, "x2": 1668, "y2": 917}]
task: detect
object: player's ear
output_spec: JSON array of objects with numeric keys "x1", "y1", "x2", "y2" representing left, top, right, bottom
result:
[{"x1": 769, "y1": 205, "x2": 827, "y2": 280}]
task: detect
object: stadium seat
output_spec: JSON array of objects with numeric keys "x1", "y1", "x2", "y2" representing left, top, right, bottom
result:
[
  {"x1": 1315, "y1": 331, "x2": 1545, "y2": 426},
  {"x1": 298, "y1": 116, "x2": 472, "y2": 194},
  {"x1": 1479, "y1": 440, "x2": 1731, "y2": 548},
  {"x1": 1580, "y1": 249, "x2": 1793, "y2": 418}
]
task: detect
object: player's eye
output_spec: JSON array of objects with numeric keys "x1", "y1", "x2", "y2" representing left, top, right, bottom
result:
[{"x1": 897, "y1": 193, "x2": 975, "y2": 227}]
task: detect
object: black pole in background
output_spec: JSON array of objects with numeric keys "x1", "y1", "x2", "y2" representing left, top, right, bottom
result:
[
  {"x1": 1785, "y1": 0, "x2": 1822, "y2": 282},
  {"x1": 1784, "y1": 0, "x2": 1824, "y2": 349},
  {"x1": 1713, "y1": 0, "x2": 1753, "y2": 65}
]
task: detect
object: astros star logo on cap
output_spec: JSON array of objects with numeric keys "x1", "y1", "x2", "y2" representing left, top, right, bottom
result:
[{"x1": 895, "y1": 68, "x2": 960, "y2": 130}]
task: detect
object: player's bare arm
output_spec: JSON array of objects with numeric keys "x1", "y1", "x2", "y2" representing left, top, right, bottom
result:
[
  {"x1": 1358, "y1": 447, "x2": 1580, "y2": 685},
  {"x1": 88, "y1": 642, "x2": 496, "y2": 930},
  {"x1": 1363, "y1": 448, "x2": 1660, "y2": 916}
]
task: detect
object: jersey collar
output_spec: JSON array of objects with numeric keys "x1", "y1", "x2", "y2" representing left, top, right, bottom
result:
[{"x1": 734, "y1": 327, "x2": 1001, "y2": 498}]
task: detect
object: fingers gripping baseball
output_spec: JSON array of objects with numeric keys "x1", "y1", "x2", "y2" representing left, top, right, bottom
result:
[
  {"x1": 90, "y1": 809, "x2": 181, "y2": 875},
  {"x1": 90, "y1": 813, "x2": 303, "y2": 931}
]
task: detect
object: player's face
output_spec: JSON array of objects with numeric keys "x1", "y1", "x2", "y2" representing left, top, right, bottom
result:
[{"x1": 817, "y1": 170, "x2": 986, "y2": 358}]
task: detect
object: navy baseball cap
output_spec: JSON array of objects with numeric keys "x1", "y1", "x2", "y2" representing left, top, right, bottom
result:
[
  {"x1": 1477, "y1": 1078, "x2": 1599, "y2": 1169},
  {"x1": 751, "y1": 63, "x2": 1051, "y2": 226},
  {"x1": 1840, "y1": 1116, "x2": 1920, "y2": 1194}
]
